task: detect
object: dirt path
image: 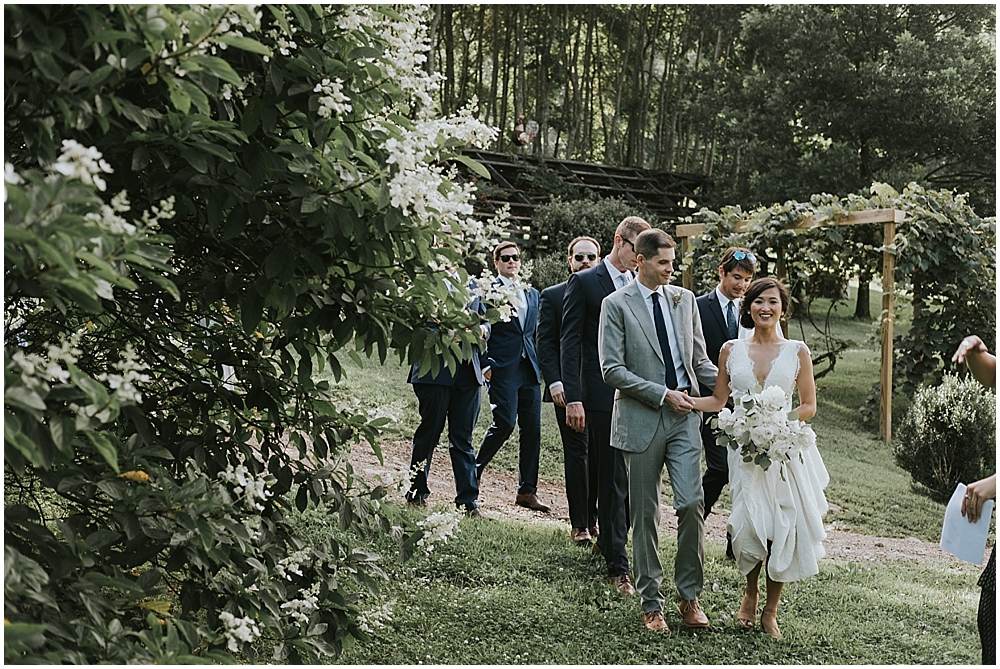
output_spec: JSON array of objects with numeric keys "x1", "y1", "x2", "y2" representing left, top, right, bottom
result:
[{"x1": 350, "y1": 439, "x2": 986, "y2": 565}]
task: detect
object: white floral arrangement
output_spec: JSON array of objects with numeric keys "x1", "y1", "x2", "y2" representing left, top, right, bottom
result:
[
  {"x1": 468, "y1": 269, "x2": 530, "y2": 323},
  {"x1": 712, "y1": 384, "x2": 816, "y2": 478},
  {"x1": 415, "y1": 510, "x2": 462, "y2": 553}
]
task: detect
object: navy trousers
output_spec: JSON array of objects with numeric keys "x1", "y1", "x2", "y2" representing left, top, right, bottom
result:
[
  {"x1": 591, "y1": 409, "x2": 630, "y2": 577},
  {"x1": 554, "y1": 403, "x2": 598, "y2": 530},
  {"x1": 476, "y1": 357, "x2": 542, "y2": 495},
  {"x1": 407, "y1": 362, "x2": 481, "y2": 510},
  {"x1": 700, "y1": 411, "x2": 730, "y2": 517}
]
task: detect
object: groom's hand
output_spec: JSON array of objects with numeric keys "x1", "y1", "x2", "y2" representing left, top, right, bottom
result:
[{"x1": 665, "y1": 389, "x2": 695, "y2": 414}]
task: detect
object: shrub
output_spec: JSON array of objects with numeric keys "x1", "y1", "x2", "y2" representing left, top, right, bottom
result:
[
  {"x1": 529, "y1": 252, "x2": 571, "y2": 292},
  {"x1": 893, "y1": 373, "x2": 996, "y2": 501},
  {"x1": 531, "y1": 198, "x2": 651, "y2": 257}
]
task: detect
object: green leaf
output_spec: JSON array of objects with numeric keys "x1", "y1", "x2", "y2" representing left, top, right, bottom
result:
[
  {"x1": 5, "y1": 385, "x2": 48, "y2": 412},
  {"x1": 452, "y1": 154, "x2": 491, "y2": 179},
  {"x1": 216, "y1": 34, "x2": 272, "y2": 56},
  {"x1": 49, "y1": 414, "x2": 76, "y2": 456},
  {"x1": 85, "y1": 431, "x2": 120, "y2": 473},
  {"x1": 166, "y1": 78, "x2": 192, "y2": 114}
]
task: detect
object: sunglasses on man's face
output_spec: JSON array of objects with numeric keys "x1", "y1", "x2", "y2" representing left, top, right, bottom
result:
[
  {"x1": 499, "y1": 254, "x2": 520, "y2": 263},
  {"x1": 574, "y1": 253, "x2": 597, "y2": 262}
]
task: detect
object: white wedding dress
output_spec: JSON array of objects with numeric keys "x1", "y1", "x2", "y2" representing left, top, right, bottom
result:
[{"x1": 726, "y1": 339, "x2": 830, "y2": 582}]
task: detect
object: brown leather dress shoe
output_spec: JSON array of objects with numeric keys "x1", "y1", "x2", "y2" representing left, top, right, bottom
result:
[
  {"x1": 679, "y1": 599, "x2": 710, "y2": 628},
  {"x1": 588, "y1": 525, "x2": 599, "y2": 539},
  {"x1": 608, "y1": 573, "x2": 635, "y2": 595},
  {"x1": 515, "y1": 493, "x2": 550, "y2": 513},
  {"x1": 570, "y1": 527, "x2": 592, "y2": 544},
  {"x1": 642, "y1": 610, "x2": 669, "y2": 632}
]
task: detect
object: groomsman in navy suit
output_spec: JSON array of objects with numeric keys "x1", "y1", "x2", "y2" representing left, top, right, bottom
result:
[
  {"x1": 476, "y1": 241, "x2": 550, "y2": 512},
  {"x1": 561, "y1": 216, "x2": 651, "y2": 594},
  {"x1": 536, "y1": 236, "x2": 602, "y2": 544},
  {"x1": 695, "y1": 247, "x2": 759, "y2": 557},
  {"x1": 406, "y1": 266, "x2": 490, "y2": 516}
]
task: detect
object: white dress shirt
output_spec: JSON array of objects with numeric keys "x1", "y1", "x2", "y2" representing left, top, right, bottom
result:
[
  {"x1": 716, "y1": 287, "x2": 783, "y2": 339},
  {"x1": 636, "y1": 282, "x2": 692, "y2": 396},
  {"x1": 604, "y1": 257, "x2": 631, "y2": 291}
]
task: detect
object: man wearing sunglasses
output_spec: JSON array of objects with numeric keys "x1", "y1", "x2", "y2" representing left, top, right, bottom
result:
[
  {"x1": 695, "y1": 247, "x2": 777, "y2": 559},
  {"x1": 475, "y1": 241, "x2": 550, "y2": 513},
  {"x1": 561, "y1": 215, "x2": 650, "y2": 594},
  {"x1": 536, "y1": 236, "x2": 602, "y2": 545}
]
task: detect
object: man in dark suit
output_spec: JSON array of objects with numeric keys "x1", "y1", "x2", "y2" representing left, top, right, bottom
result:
[
  {"x1": 476, "y1": 241, "x2": 550, "y2": 512},
  {"x1": 406, "y1": 267, "x2": 491, "y2": 516},
  {"x1": 695, "y1": 247, "x2": 758, "y2": 557},
  {"x1": 561, "y1": 216, "x2": 650, "y2": 594},
  {"x1": 536, "y1": 236, "x2": 602, "y2": 544}
]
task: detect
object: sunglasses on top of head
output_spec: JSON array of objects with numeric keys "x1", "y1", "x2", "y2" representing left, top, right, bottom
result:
[
  {"x1": 499, "y1": 253, "x2": 520, "y2": 263},
  {"x1": 733, "y1": 250, "x2": 756, "y2": 264},
  {"x1": 574, "y1": 253, "x2": 598, "y2": 262}
]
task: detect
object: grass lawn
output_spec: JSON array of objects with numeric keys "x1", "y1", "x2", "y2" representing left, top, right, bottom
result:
[
  {"x1": 322, "y1": 285, "x2": 990, "y2": 665},
  {"x1": 333, "y1": 515, "x2": 982, "y2": 665}
]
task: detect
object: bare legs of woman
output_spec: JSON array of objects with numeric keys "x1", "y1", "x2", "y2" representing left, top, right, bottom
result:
[{"x1": 740, "y1": 560, "x2": 784, "y2": 639}]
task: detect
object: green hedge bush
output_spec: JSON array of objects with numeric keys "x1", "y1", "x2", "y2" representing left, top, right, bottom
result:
[
  {"x1": 531, "y1": 197, "x2": 652, "y2": 257},
  {"x1": 893, "y1": 373, "x2": 996, "y2": 501}
]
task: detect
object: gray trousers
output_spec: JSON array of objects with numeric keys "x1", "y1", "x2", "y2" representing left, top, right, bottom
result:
[{"x1": 624, "y1": 409, "x2": 705, "y2": 612}]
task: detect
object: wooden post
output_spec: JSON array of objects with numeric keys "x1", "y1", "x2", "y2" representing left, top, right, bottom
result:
[
  {"x1": 879, "y1": 218, "x2": 897, "y2": 443},
  {"x1": 680, "y1": 235, "x2": 693, "y2": 291}
]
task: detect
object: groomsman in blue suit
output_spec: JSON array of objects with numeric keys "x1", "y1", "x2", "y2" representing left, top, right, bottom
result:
[
  {"x1": 406, "y1": 265, "x2": 490, "y2": 516},
  {"x1": 476, "y1": 241, "x2": 550, "y2": 512},
  {"x1": 696, "y1": 247, "x2": 775, "y2": 557},
  {"x1": 536, "y1": 236, "x2": 602, "y2": 544},
  {"x1": 561, "y1": 215, "x2": 651, "y2": 595}
]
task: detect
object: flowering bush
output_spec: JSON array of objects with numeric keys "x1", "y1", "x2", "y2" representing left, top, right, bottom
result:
[
  {"x1": 713, "y1": 384, "x2": 816, "y2": 477},
  {"x1": 5, "y1": 4, "x2": 502, "y2": 664},
  {"x1": 468, "y1": 269, "x2": 532, "y2": 323},
  {"x1": 893, "y1": 373, "x2": 996, "y2": 501}
]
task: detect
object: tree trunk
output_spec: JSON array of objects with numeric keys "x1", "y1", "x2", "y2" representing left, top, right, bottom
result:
[{"x1": 855, "y1": 274, "x2": 872, "y2": 319}]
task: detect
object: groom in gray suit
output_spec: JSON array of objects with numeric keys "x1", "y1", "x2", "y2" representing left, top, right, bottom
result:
[{"x1": 599, "y1": 228, "x2": 718, "y2": 633}]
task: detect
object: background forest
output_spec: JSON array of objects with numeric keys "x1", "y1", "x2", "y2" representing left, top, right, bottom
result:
[{"x1": 426, "y1": 4, "x2": 996, "y2": 214}]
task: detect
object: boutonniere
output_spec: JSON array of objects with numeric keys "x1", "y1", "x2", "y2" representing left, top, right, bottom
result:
[{"x1": 670, "y1": 292, "x2": 683, "y2": 308}]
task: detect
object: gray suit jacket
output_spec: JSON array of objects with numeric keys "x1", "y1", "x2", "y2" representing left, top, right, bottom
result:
[{"x1": 599, "y1": 282, "x2": 718, "y2": 453}]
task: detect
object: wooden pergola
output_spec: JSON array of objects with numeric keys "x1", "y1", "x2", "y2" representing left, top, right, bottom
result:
[{"x1": 674, "y1": 209, "x2": 906, "y2": 443}]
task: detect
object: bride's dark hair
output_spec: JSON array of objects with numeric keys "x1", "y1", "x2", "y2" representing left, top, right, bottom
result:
[{"x1": 740, "y1": 277, "x2": 791, "y2": 328}]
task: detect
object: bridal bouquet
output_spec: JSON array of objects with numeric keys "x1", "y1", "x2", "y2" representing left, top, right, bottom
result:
[{"x1": 712, "y1": 384, "x2": 816, "y2": 477}]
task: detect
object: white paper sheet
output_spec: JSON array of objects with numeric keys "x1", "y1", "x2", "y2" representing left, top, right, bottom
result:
[{"x1": 940, "y1": 482, "x2": 994, "y2": 566}]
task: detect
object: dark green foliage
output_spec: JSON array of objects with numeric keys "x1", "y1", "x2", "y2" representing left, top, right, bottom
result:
[
  {"x1": 528, "y1": 252, "x2": 570, "y2": 292},
  {"x1": 893, "y1": 374, "x2": 996, "y2": 501},
  {"x1": 531, "y1": 197, "x2": 651, "y2": 256}
]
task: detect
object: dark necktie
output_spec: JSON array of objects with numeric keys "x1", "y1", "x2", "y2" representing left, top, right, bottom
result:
[
  {"x1": 651, "y1": 292, "x2": 678, "y2": 390},
  {"x1": 726, "y1": 300, "x2": 738, "y2": 340}
]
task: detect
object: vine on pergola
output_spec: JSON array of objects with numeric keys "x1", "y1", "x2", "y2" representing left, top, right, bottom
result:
[{"x1": 677, "y1": 183, "x2": 995, "y2": 440}]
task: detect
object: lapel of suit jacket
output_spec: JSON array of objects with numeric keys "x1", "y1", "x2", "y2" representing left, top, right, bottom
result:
[
  {"x1": 665, "y1": 284, "x2": 690, "y2": 365},
  {"x1": 624, "y1": 283, "x2": 663, "y2": 364},
  {"x1": 707, "y1": 290, "x2": 728, "y2": 337},
  {"x1": 595, "y1": 262, "x2": 616, "y2": 298}
]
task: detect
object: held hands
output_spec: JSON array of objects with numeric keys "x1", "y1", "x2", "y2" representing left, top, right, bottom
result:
[
  {"x1": 962, "y1": 473, "x2": 996, "y2": 524},
  {"x1": 665, "y1": 389, "x2": 695, "y2": 414},
  {"x1": 483, "y1": 368, "x2": 492, "y2": 382}
]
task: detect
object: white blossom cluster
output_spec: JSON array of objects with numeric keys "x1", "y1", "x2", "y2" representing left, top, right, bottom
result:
[
  {"x1": 218, "y1": 463, "x2": 273, "y2": 511},
  {"x1": 467, "y1": 269, "x2": 530, "y2": 323},
  {"x1": 7, "y1": 329, "x2": 84, "y2": 388},
  {"x1": 218, "y1": 611, "x2": 262, "y2": 653},
  {"x1": 84, "y1": 190, "x2": 135, "y2": 236},
  {"x1": 4, "y1": 162, "x2": 23, "y2": 202},
  {"x1": 713, "y1": 384, "x2": 816, "y2": 476},
  {"x1": 95, "y1": 344, "x2": 151, "y2": 404},
  {"x1": 275, "y1": 548, "x2": 314, "y2": 581},
  {"x1": 415, "y1": 509, "x2": 462, "y2": 553},
  {"x1": 356, "y1": 599, "x2": 394, "y2": 634},
  {"x1": 280, "y1": 583, "x2": 320, "y2": 626},
  {"x1": 314, "y1": 78, "x2": 352, "y2": 118},
  {"x1": 155, "y1": 4, "x2": 264, "y2": 68},
  {"x1": 51, "y1": 140, "x2": 114, "y2": 191}
]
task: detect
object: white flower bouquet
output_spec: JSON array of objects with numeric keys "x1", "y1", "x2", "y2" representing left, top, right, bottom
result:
[
  {"x1": 712, "y1": 384, "x2": 816, "y2": 478},
  {"x1": 468, "y1": 269, "x2": 529, "y2": 322}
]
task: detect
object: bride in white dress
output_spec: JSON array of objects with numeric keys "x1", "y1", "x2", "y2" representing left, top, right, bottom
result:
[{"x1": 691, "y1": 278, "x2": 829, "y2": 639}]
